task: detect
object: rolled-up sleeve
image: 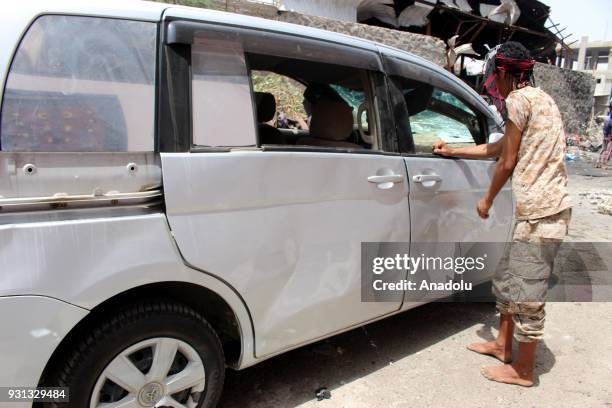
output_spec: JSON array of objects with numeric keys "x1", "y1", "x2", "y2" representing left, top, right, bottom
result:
[{"x1": 506, "y1": 92, "x2": 531, "y2": 131}]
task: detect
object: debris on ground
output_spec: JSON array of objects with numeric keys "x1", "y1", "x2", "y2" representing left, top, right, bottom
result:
[
  {"x1": 577, "y1": 118, "x2": 605, "y2": 152},
  {"x1": 597, "y1": 195, "x2": 612, "y2": 215},
  {"x1": 577, "y1": 190, "x2": 612, "y2": 216},
  {"x1": 566, "y1": 134, "x2": 580, "y2": 146},
  {"x1": 566, "y1": 146, "x2": 598, "y2": 162},
  {"x1": 315, "y1": 387, "x2": 331, "y2": 401}
]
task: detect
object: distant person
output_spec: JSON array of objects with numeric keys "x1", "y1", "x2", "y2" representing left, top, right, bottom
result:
[
  {"x1": 433, "y1": 41, "x2": 571, "y2": 387},
  {"x1": 595, "y1": 101, "x2": 612, "y2": 169}
]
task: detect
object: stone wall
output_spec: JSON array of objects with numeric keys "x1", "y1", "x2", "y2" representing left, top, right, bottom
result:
[
  {"x1": 280, "y1": 0, "x2": 362, "y2": 22},
  {"x1": 219, "y1": 1, "x2": 445, "y2": 66},
  {"x1": 224, "y1": 0, "x2": 279, "y2": 19},
  {"x1": 533, "y1": 63, "x2": 596, "y2": 135},
  {"x1": 276, "y1": 12, "x2": 446, "y2": 66}
]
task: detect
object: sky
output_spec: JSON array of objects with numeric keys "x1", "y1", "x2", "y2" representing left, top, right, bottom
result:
[{"x1": 542, "y1": 0, "x2": 612, "y2": 43}]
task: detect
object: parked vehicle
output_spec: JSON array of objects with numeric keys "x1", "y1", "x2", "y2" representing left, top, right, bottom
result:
[{"x1": 0, "y1": 1, "x2": 513, "y2": 406}]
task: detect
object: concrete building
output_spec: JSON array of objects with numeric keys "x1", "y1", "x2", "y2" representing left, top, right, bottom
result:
[{"x1": 558, "y1": 37, "x2": 612, "y2": 116}]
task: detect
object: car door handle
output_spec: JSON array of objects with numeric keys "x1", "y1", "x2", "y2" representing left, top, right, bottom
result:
[
  {"x1": 367, "y1": 174, "x2": 404, "y2": 184},
  {"x1": 413, "y1": 174, "x2": 442, "y2": 183}
]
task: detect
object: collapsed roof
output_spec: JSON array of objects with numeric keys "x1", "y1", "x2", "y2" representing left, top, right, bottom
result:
[{"x1": 357, "y1": 0, "x2": 560, "y2": 61}]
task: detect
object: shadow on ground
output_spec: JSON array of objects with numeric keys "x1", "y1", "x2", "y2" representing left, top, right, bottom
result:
[{"x1": 218, "y1": 302, "x2": 556, "y2": 407}]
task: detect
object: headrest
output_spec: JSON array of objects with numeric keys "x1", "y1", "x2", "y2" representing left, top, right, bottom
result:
[
  {"x1": 405, "y1": 84, "x2": 433, "y2": 115},
  {"x1": 310, "y1": 98, "x2": 354, "y2": 141},
  {"x1": 303, "y1": 84, "x2": 344, "y2": 105},
  {"x1": 303, "y1": 84, "x2": 344, "y2": 116},
  {"x1": 254, "y1": 92, "x2": 276, "y2": 123}
]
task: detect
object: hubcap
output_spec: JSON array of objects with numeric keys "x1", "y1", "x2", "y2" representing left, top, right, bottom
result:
[
  {"x1": 138, "y1": 382, "x2": 164, "y2": 407},
  {"x1": 90, "y1": 337, "x2": 206, "y2": 408}
]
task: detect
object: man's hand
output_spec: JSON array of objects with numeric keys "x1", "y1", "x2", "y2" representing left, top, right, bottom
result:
[
  {"x1": 477, "y1": 197, "x2": 492, "y2": 219},
  {"x1": 432, "y1": 140, "x2": 453, "y2": 156}
]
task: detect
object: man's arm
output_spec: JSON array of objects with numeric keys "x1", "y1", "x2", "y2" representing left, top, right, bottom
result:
[
  {"x1": 433, "y1": 137, "x2": 504, "y2": 159},
  {"x1": 477, "y1": 120, "x2": 522, "y2": 218}
]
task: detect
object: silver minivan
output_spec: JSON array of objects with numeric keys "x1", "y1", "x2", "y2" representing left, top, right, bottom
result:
[{"x1": 0, "y1": 1, "x2": 513, "y2": 407}]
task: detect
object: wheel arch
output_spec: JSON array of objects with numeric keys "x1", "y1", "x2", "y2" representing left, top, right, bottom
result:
[{"x1": 36, "y1": 280, "x2": 254, "y2": 391}]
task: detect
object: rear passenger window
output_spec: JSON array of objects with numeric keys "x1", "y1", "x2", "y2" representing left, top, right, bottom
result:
[
  {"x1": 392, "y1": 77, "x2": 482, "y2": 154},
  {"x1": 184, "y1": 25, "x2": 383, "y2": 151},
  {"x1": 0, "y1": 15, "x2": 156, "y2": 152},
  {"x1": 247, "y1": 54, "x2": 379, "y2": 150}
]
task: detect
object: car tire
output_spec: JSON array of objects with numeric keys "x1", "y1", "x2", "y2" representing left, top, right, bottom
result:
[{"x1": 43, "y1": 300, "x2": 225, "y2": 408}]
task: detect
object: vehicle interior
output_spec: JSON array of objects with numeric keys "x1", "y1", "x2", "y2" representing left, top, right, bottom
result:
[
  {"x1": 247, "y1": 53, "x2": 377, "y2": 150},
  {"x1": 392, "y1": 76, "x2": 483, "y2": 153}
]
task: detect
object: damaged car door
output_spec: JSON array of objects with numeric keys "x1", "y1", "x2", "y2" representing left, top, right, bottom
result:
[{"x1": 382, "y1": 53, "x2": 514, "y2": 301}]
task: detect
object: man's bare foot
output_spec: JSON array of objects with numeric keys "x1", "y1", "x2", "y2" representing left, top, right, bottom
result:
[
  {"x1": 467, "y1": 341, "x2": 512, "y2": 363},
  {"x1": 480, "y1": 364, "x2": 534, "y2": 387}
]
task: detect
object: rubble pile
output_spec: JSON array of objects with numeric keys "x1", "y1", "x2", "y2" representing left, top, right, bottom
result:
[
  {"x1": 579, "y1": 191, "x2": 612, "y2": 216},
  {"x1": 578, "y1": 118, "x2": 604, "y2": 152},
  {"x1": 597, "y1": 196, "x2": 612, "y2": 216},
  {"x1": 565, "y1": 118, "x2": 603, "y2": 153}
]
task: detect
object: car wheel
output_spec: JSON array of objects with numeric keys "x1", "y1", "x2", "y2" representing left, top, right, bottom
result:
[{"x1": 44, "y1": 300, "x2": 225, "y2": 408}]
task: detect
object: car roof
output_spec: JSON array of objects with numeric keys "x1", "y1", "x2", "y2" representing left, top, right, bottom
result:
[
  {"x1": 13, "y1": 0, "x2": 447, "y2": 74},
  {"x1": 15, "y1": 0, "x2": 168, "y2": 21}
]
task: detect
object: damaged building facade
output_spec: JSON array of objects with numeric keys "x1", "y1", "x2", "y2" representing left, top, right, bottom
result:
[
  {"x1": 558, "y1": 37, "x2": 612, "y2": 116},
  {"x1": 167, "y1": 0, "x2": 596, "y2": 136}
]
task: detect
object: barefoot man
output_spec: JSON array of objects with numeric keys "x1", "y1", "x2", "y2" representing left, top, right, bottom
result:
[{"x1": 433, "y1": 41, "x2": 571, "y2": 386}]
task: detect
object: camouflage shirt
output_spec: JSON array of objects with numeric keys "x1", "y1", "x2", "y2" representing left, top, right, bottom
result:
[{"x1": 506, "y1": 86, "x2": 572, "y2": 220}]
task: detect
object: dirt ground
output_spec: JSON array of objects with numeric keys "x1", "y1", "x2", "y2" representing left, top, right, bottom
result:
[
  {"x1": 218, "y1": 156, "x2": 612, "y2": 408},
  {"x1": 566, "y1": 153, "x2": 612, "y2": 242}
]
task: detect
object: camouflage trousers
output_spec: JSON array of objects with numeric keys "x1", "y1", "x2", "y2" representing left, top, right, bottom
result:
[{"x1": 492, "y1": 208, "x2": 571, "y2": 342}]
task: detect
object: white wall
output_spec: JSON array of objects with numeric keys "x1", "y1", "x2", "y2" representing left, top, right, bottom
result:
[{"x1": 280, "y1": 0, "x2": 362, "y2": 22}]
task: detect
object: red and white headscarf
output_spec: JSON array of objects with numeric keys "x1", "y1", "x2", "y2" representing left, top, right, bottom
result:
[{"x1": 481, "y1": 46, "x2": 536, "y2": 114}]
